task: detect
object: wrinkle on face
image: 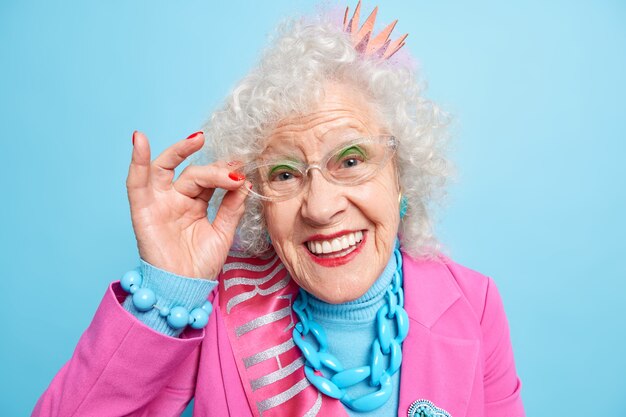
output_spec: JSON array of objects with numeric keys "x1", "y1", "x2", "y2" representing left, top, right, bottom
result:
[
  {"x1": 264, "y1": 125, "x2": 372, "y2": 163},
  {"x1": 264, "y1": 84, "x2": 385, "y2": 160},
  {"x1": 261, "y1": 81, "x2": 400, "y2": 304}
]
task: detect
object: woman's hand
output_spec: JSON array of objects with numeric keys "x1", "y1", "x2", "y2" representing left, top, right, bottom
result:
[{"x1": 126, "y1": 131, "x2": 248, "y2": 279}]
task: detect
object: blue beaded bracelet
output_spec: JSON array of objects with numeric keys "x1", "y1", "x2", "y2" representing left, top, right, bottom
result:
[{"x1": 120, "y1": 268, "x2": 212, "y2": 330}]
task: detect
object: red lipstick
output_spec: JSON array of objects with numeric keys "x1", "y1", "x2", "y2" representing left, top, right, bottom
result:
[{"x1": 305, "y1": 230, "x2": 357, "y2": 241}]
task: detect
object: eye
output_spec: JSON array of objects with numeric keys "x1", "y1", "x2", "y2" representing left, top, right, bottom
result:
[
  {"x1": 276, "y1": 172, "x2": 294, "y2": 181},
  {"x1": 268, "y1": 164, "x2": 300, "y2": 182},
  {"x1": 335, "y1": 145, "x2": 367, "y2": 169},
  {"x1": 341, "y1": 157, "x2": 361, "y2": 168}
]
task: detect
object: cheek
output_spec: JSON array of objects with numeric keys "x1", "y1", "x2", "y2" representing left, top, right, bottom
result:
[
  {"x1": 264, "y1": 205, "x2": 281, "y2": 240},
  {"x1": 356, "y1": 176, "x2": 400, "y2": 228},
  {"x1": 264, "y1": 201, "x2": 299, "y2": 246}
]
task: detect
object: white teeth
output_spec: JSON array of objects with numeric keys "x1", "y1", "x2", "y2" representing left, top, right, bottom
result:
[
  {"x1": 306, "y1": 231, "x2": 364, "y2": 255},
  {"x1": 322, "y1": 241, "x2": 332, "y2": 254}
]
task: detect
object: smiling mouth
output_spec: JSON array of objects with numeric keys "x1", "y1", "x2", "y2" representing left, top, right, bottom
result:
[{"x1": 305, "y1": 230, "x2": 364, "y2": 258}]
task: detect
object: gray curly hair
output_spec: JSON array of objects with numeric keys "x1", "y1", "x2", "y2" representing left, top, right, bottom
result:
[{"x1": 192, "y1": 12, "x2": 451, "y2": 259}]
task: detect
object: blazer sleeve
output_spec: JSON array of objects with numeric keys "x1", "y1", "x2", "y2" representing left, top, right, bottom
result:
[
  {"x1": 32, "y1": 282, "x2": 211, "y2": 417},
  {"x1": 481, "y1": 277, "x2": 525, "y2": 417}
]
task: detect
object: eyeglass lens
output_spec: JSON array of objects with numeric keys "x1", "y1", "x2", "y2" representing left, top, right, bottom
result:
[{"x1": 240, "y1": 136, "x2": 395, "y2": 201}]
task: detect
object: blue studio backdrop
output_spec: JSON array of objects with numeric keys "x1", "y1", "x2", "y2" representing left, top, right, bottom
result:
[{"x1": 1, "y1": 1, "x2": 625, "y2": 415}]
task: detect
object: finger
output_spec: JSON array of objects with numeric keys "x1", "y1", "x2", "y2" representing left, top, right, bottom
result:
[
  {"x1": 196, "y1": 189, "x2": 214, "y2": 203},
  {"x1": 173, "y1": 162, "x2": 247, "y2": 200},
  {"x1": 151, "y1": 131, "x2": 205, "y2": 189},
  {"x1": 212, "y1": 183, "x2": 250, "y2": 243},
  {"x1": 196, "y1": 161, "x2": 244, "y2": 202},
  {"x1": 126, "y1": 131, "x2": 152, "y2": 204}
]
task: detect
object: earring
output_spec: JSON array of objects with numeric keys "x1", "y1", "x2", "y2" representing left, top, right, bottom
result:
[{"x1": 399, "y1": 193, "x2": 408, "y2": 219}]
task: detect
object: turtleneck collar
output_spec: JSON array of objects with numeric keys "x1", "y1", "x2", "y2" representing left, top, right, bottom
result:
[{"x1": 303, "y1": 249, "x2": 397, "y2": 323}]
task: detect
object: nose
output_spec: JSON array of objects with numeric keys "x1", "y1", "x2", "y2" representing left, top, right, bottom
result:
[{"x1": 300, "y1": 168, "x2": 348, "y2": 226}]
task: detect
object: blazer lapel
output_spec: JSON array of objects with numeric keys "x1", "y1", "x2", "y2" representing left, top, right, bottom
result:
[{"x1": 398, "y1": 254, "x2": 480, "y2": 417}]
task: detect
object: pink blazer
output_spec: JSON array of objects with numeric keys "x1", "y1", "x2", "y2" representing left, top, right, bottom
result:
[{"x1": 33, "y1": 254, "x2": 525, "y2": 416}]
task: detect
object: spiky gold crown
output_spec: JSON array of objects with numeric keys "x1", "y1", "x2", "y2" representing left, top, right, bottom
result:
[{"x1": 343, "y1": 1, "x2": 408, "y2": 59}]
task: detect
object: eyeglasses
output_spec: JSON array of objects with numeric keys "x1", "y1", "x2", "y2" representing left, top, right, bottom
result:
[{"x1": 236, "y1": 135, "x2": 397, "y2": 202}]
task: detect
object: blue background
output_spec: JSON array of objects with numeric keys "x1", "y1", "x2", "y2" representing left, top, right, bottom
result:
[{"x1": 1, "y1": 1, "x2": 625, "y2": 415}]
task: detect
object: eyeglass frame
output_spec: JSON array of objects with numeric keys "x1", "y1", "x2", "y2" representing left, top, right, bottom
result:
[{"x1": 236, "y1": 135, "x2": 398, "y2": 202}]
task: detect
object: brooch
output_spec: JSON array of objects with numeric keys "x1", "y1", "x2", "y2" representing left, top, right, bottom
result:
[{"x1": 408, "y1": 399, "x2": 452, "y2": 417}]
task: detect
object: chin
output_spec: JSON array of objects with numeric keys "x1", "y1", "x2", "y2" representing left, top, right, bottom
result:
[{"x1": 302, "y1": 261, "x2": 378, "y2": 304}]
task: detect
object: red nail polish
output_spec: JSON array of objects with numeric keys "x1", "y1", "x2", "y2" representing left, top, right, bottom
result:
[
  {"x1": 228, "y1": 172, "x2": 245, "y2": 181},
  {"x1": 186, "y1": 131, "x2": 203, "y2": 140},
  {"x1": 132, "y1": 131, "x2": 137, "y2": 146}
]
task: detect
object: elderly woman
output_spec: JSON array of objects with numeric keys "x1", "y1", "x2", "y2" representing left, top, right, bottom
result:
[{"x1": 34, "y1": 3, "x2": 524, "y2": 417}]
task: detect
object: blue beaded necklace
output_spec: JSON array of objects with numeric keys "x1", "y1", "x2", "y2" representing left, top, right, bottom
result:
[{"x1": 291, "y1": 244, "x2": 409, "y2": 412}]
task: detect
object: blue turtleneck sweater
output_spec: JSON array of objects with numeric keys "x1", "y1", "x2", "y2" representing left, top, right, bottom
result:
[{"x1": 123, "y1": 254, "x2": 400, "y2": 416}]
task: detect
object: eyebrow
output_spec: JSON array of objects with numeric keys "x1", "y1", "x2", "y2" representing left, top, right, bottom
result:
[
  {"x1": 268, "y1": 162, "x2": 300, "y2": 175},
  {"x1": 260, "y1": 134, "x2": 371, "y2": 162},
  {"x1": 261, "y1": 154, "x2": 304, "y2": 167},
  {"x1": 335, "y1": 144, "x2": 367, "y2": 160}
]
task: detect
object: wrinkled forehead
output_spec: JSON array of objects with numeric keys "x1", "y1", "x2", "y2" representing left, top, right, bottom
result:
[
  {"x1": 258, "y1": 80, "x2": 385, "y2": 159},
  {"x1": 261, "y1": 108, "x2": 379, "y2": 160}
]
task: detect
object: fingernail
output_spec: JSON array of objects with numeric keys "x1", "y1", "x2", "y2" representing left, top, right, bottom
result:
[
  {"x1": 227, "y1": 160, "x2": 243, "y2": 167},
  {"x1": 186, "y1": 131, "x2": 203, "y2": 140},
  {"x1": 247, "y1": 182, "x2": 253, "y2": 190},
  {"x1": 132, "y1": 131, "x2": 137, "y2": 146},
  {"x1": 228, "y1": 172, "x2": 245, "y2": 181}
]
